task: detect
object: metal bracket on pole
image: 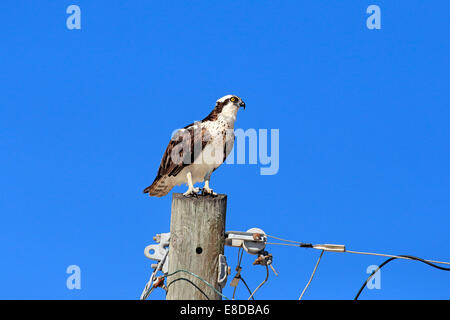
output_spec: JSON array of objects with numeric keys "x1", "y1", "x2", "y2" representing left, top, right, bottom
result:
[
  {"x1": 141, "y1": 232, "x2": 170, "y2": 300},
  {"x1": 217, "y1": 254, "x2": 230, "y2": 289},
  {"x1": 144, "y1": 232, "x2": 170, "y2": 274},
  {"x1": 225, "y1": 227, "x2": 267, "y2": 254},
  {"x1": 225, "y1": 227, "x2": 279, "y2": 277}
]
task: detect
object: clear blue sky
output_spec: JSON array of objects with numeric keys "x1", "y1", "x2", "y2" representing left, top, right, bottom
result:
[{"x1": 1, "y1": 1, "x2": 449, "y2": 299}]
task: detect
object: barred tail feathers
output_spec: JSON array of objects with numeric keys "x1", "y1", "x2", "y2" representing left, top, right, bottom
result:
[{"x1": 143, "y1": 176, "x2": 173, "y2": 197}]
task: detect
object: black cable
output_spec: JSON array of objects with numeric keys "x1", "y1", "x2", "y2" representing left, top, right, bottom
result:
[
  {"x1": 232, "y1": 247, "x2": 254, "y2": 300},
  {"x1": 167, "y1": 277, "x2": 210, "y2": 300},
  {"x1": 355, "y1": 255, "x2": 450, "y2": 300},
  {"x1": 232, "y1": 248, "x2": 243, "y2": 299},
  {"x1": 236, "y1": 275, "x2": 255, "y2": 300}
]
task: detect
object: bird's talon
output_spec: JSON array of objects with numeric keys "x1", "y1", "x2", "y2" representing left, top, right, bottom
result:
[
  {"x1": 183, "y1": 187, "x2": 201, "y2": 197},
  {"x1": 202, "y1": 188, "x2": 217, "y2": 197}
]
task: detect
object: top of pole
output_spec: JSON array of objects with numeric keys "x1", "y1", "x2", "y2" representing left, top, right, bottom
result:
[{"x1": 172, "y1": 193, "x2": 227, "y2": 201}]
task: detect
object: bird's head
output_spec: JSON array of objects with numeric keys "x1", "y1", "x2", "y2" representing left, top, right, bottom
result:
[
  {"x1": 204, "y1": 95, "x2": 245, "y2": 123},
  {"x1": 216, "y1": 94, "x2": 246, "y2": 110},
  {"x1": 215, "y1": 94, "x2": 245, "y2": 122}
]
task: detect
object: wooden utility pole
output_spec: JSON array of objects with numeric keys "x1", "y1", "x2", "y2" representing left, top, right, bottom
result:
[{"x1": 166, "y1": 193, "x2": 227, "y2": 300}]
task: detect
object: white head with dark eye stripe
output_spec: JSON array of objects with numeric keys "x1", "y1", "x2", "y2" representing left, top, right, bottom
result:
[
  {"x1": 214, "y1": 94, "x2": 245, "y2": 124},
  {"x1": 203, "y1": 95, "x2": 246, "y2": 124}
]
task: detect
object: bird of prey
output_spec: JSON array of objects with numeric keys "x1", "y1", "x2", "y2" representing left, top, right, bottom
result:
[{"x1": 144, "y1": 95, "x2": 246, "y2": 197}]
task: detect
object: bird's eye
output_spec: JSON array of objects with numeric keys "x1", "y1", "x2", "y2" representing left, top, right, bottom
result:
[{"x1": 230, "y1": 97, "x2": 237, "y2": 102}]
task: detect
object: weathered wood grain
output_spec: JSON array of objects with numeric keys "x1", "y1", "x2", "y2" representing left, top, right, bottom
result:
[{"x1": 166, "y1": 193, "x2": 227, "y2": 300}]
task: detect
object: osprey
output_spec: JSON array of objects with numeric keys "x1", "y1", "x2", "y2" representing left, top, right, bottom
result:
[{"x1": 144, "y1": 95, "x2": 246, "y2": 197}]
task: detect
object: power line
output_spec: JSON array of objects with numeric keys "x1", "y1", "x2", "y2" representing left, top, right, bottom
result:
[
  {"x1": 140, "y1": 246, "x2": 169, "y2": 300},
  {"x1": 265, "y1": 233, "x2": 450, "y2": 299},
  {"x1": 140, "y1": 268, "x2": 159, "y2": 300},
  {"x1": 142, "y1": 230, "x2": 450, "y2": 300},
  {"x1": 240, "y1": 276, "x2": 255, "y2": 299},
  {"x1": 166, "y1": 269, "x2": 230, "y2": 300},
  {"x1": 232, "y1": 247, "x2": 244, "y2": 299},
  {"x1": 265, "y1": 233, "x2": 450, "y2": 266},
  {"x1": 141, "y1": 269, "x2": 230, "y2": 300},
  {"x1": 299, "y1": 250, "x2": 325, "y2": 300},
  {"x1": 167, "y1": 277, "x2": 211, "y2": 300},
  {"x1": 355, "y1": 254, "x2": 450, "y2": 300},
  {"x1": 346, "y1": 250, "x2": 450, "y2": 266},
  {"x1": 231, "y1": 247, "x2": 255, "y2": 300},
  {"x1": 248, "y1": 264, "x2": 269, "y2": 300},
  {"x1": 267, "y1": 234, "x2": 306, "y2": 244}
]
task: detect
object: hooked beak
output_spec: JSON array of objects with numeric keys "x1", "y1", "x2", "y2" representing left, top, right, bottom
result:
[{"x1": 239, "y1": 101, "x2": 246, "y2": 109}]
